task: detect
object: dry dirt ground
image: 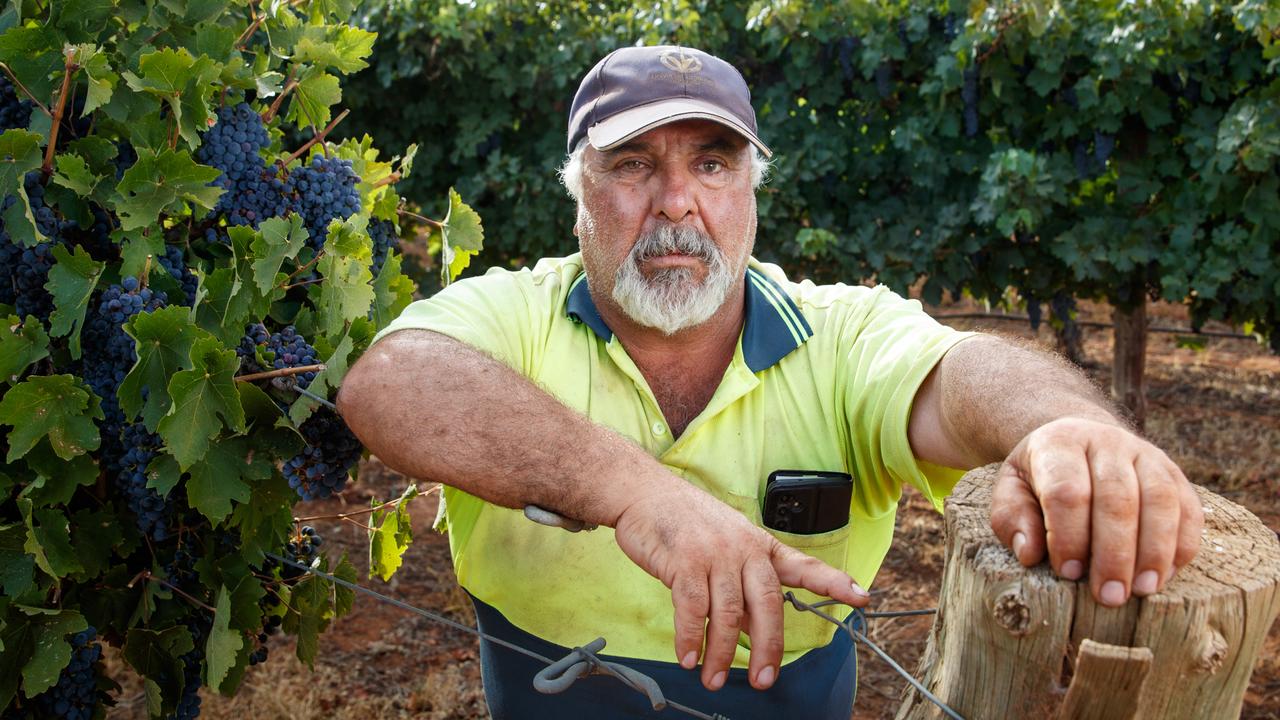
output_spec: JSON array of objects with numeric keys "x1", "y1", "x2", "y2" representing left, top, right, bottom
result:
[{"x1": 105, "y1": 298, "x2": 1280, "y2": 720}]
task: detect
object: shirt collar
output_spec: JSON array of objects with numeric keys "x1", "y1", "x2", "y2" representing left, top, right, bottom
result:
[{"x1": 565, "y1": 263, "x2": 813, "y2": 372}]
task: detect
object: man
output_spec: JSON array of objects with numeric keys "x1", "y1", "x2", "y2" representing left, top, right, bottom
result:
[{"x1": 337, "y1": 46, "x2": 1202, "y2": 718}]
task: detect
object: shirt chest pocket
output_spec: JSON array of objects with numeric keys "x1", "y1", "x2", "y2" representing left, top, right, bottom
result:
[{"x1": 723, "y1": 491, "x2": 853, "y2": 653}]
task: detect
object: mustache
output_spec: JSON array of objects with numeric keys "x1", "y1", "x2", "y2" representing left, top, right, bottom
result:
[{"x1": 631, "y1": 224, "x2": 718, "y2": 264}]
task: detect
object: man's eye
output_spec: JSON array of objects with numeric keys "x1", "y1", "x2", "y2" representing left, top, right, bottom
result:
[
  {"x1": 700, "y1": 160, "x2": 724, "y2": 173},
  {"x1": 619, "y1": 159, "x2": 647, "y2": 170}
]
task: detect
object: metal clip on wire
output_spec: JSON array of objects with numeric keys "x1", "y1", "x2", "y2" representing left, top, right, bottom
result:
[
  {"x1": 533, "y1": 637, "x2": 666, "y2": 710},
  {"x1": 524, "y1": 504, "x2": 598, "y2": 532}
]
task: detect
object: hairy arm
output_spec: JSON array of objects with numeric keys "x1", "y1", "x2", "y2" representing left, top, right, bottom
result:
[
  {"x1": 336, "y1": 329, "x2": 868, "y2": 691},
  {"x1": 909, "y1": 334, "x2": 1202, "y2": 606}
]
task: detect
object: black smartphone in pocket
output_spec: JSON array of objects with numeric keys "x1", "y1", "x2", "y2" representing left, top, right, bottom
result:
[{"x1": 762, "y1": 470, "x2": 853, "y2": 535}]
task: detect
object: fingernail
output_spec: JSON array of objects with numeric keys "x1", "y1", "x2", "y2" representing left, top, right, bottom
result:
[
  {"x1": 711, "y1": 671, "x2": 727, "y2": 690},
  {"x1": 851, "y1": 582, "x2": 869, "y2": 598},
  {"x1": 756, "y1": 665, "x2": 776, "y2": 687},
  {"x1": 1133, "y1": 570, "x2": 1159, "y2": 596},
  {"x1": 681, "y1": 651, "x2": 698, "y2": 669},
  {"x1": 1012, "y1": 531, "x2": 1026, "y2": 560},
  {"x1": 1100, "y1": 580, "x2": 1127, "y2": 607},
  {"x1": 1060, "y1": 560, "x2": 1084, "y2": 580}
]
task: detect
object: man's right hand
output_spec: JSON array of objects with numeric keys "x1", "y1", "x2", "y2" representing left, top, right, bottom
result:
[{"x1": 612, "y1": 484, "x2": 870, "y2": 693}]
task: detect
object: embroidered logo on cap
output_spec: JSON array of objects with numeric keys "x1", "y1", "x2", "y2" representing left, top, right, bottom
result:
[{"x1": 659, "y1": 50, "x2": 703, "y2": 74}]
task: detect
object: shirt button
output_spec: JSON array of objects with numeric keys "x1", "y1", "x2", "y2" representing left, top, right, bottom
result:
[{"x1": 651, "y1": 421, "x2": 666, "y2": 436}]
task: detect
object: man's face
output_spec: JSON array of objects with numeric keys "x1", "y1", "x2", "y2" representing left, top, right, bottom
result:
[{"x1": 576, "y1": 120, "x2": 757, "y2": 335}]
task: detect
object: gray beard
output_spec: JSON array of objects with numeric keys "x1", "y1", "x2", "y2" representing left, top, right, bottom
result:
[{"x1": 611, "y1": 224, "x2": 735, "y2": 336}]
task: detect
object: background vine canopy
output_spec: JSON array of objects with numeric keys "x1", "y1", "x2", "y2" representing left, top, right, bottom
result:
[{"x1": 346, "y1": 0, "x2": 1280, "y2": 347}]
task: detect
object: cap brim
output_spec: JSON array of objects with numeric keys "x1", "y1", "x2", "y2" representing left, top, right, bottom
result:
[{"x1": 586, "y1": 98, "x2": 772, "y2": 158}]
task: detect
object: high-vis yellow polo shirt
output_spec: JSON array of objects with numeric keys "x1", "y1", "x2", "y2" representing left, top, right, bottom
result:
[{"x1": 373, "y1": 253, "x2": 971, "y2": 667}]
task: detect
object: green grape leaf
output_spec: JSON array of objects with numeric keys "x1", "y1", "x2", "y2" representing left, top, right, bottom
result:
[
  {"x1": 21, "y1": 610, "x2": 87, "y2": 697},
  {"x1": 369, "y1": 485, "x2": 417, "y2": 581},
  {"x1": 120, "y1": 306, "x2": 207, "y2": 430},
  {"x1": 20, "y1": 500, "x2": 83, "y2": 579},
  {"x1": 0, "y1": 522, "x2": 35, "y2": 597},
  {"x1": 229, "y1": 470, "x2": 295, "y2": 567},
  {"x1": 238, "y1": 380, "x2": 284, "y2": 429},
  {"x1": 292, "y1": 572, "x2": 330, "y2": 669},
  {"x1": 122, "y1": 626, "x2": 192, "y2": 717},
  {"x1": 250, "y1": 214, "x2": 309, "y2": 295},
  {"x1": 68, "y1": 507, "x2": 124, "y2": 580},
  {"x1": 46, "y1": 244, "x2": 106, "y2": 359},
  {"x1": 369, "y1": 251, "x2": 415, "y2": 330},
  {"x1": 120, "y1": 47, "x2": 198, "y2": 95},
  {"x1": 316, "y1": 224, "x2": 375, "y2": 337},
  {"x1": 116, "y1": 149, "x2": 223, "y2": 231},
  {"x1": 333, "y1": 554, "x2": 357, "y2": 617},
  {"x1": 205, "y1": 585, "x2": 243, "y2": 690},
  {"x1": 157, "y1": 336, "x2": 245, "y2": 470},
  {"x1": 186, "y1": 436, "x2": 270, "y2": 524},
  {"x1": 0, "y1": 619, "x2": 34, "y2": 709},
  {"x1": 145, "y1": 453, "x2": 182, "y2": 497},
  {"x1": 288, "y1": 68, "x2": 341, "y2": 129},
  {"x1": 396, "y1": 143, "x2": 417, "y2": 182},
  {"x1": 0, "y1": 130, "x2": 46, "y2": 246},
  {"x1": 0, "y1": 374, "x2": 103, "y2": 462},
  {"x1": 0, "y1": 314, "x2": 50, "y2": 384},
  {"x1": 70, "y1": 44, "x2": 117, "y2": 116},
  {"x1": 227, "y1": 571, "x2": 267, "y2": 632},
  {"x1": 50, "y1": 152, "x2": 103, "y2": 197},
  {"x1": 441, "y1": 188, "x2": 484, "y2": 286},
  {"x1": 192, "y1": 267, "x2": 249, "y2": 346},
  {"x1": 294, "y1": 24, "x2": 376, "y2": 74},
  {"x1": 117, "y1": 228, "x2": 166, "y2": 280},
  {"x1": 67, "y1": 136, "x2": 119, "y2": 174},
  {"x1": 289, "y1": 331, "x2": 352, "y2": 425},
  {"x1": 21, "y1": 441, "x2": 97, "y2": 507}
]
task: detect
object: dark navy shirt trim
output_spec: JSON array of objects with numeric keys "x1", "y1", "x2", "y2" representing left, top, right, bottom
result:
[
  {"x1": 564, "y1": 266, "x2": 813, "y2": 372},
  {"x1": 469, "y1": 592, "x2": 858, "y2": 719},
  {"x1": 566, "y1": 274, "x2": 614, "y2": 341}
]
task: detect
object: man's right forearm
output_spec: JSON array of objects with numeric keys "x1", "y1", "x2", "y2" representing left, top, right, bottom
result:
[{"x1": 336, "y1": 329, "x2": 673, "y2": 528}]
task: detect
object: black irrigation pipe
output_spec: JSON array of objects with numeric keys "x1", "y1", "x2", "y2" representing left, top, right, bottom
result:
[{"x1": 930, "y1": 312, "x2": 1255, "y2": 340}]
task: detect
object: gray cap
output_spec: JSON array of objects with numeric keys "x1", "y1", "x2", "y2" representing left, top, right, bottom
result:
[{"x1": 567, "y1": 46, "x2": 771, "y2": 157}]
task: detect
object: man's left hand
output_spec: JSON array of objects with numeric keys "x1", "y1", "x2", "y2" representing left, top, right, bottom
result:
[{"x1": 989, "y1": 417, "x2": 1203, "y2": 606}]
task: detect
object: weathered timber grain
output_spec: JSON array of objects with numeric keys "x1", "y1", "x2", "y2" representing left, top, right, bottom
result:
[{"x1": 895, "y1": 465, "x2": 1280, "y2": 720}]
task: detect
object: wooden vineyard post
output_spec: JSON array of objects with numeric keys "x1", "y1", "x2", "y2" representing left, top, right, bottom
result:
[
  {"x1": 1112, "y1": 303, "x2": 1148, "y2": 430},
  {"x1": 896, "y1": 466, "x2": 1280, "y2": 720}
]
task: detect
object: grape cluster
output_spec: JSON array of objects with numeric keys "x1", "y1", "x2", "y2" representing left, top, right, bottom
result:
[
  {"x1": 368, "y1": 218, "x2": 398, "y2": 278},
  {"x1": 2, "y1": 172, "x2": 71, "y2": 323},
  {"x1": 961, "y1": 67, "x2": 980, "y2": 138},
  {"x1": 291, "y1": 155, "x2": 361, "y2": 251},
  {"x1": 0, "y1": 74, "x2": 32, "y2": 131},
  {"x1": 283, "y1": 408, "x2": 362, "y2": 501},
  {"x1": 82, "y1": 277, "x2": 168, "y2": 473},
  {"x1": 158, "y1": 245, "x2": 199, "y2": 306},
  {"x1": 28, "y1": 627, "x2": 104, "y2": 720},
  {"x1": 197, "y1": 103, "x2": 293, "y2": 229},
  {"x1": 172, "y1": 623, "x2": 205, "y2": 720},
  {"x1": 874, "y1": 62, "x2": 893, "y2": 99},
  {"x1": 836, "y1": 37, "x2": 858, "y2": 82},
  {"x1": 237, "y1": 324, "x2": 319, "y2": 390},
  {"x1": 115, "y1": 141, "x2": 138, "y2": 180},
  {"x1": 119, "y1": 423, "x2": 170, "y2": 540},
  {"x1": 287, "y1": 525, "x2": 323, "y2": 563}
]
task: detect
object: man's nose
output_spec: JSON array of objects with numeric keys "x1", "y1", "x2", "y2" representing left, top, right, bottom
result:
[{"x1": 653, "y1": 165, "x2": 695, "y2": 223}]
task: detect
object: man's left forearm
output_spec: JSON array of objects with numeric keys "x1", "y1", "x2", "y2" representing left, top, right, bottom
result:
[
  {"x1": 908, "y1": 332, "x2": 1202, "y2": 606},
  {"x1": 909, "y1": 334, "x2": 1121, "y2": 468}
]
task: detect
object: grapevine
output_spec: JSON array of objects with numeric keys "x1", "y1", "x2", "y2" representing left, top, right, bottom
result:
[{"x1": 0, "y1": 5, "x2": 483, "y2": 719}]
